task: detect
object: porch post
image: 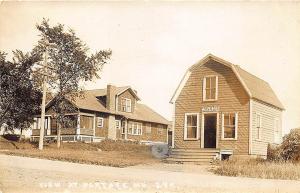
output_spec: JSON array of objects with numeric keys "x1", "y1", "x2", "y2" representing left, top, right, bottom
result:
[
  {"x1": 77, "y1": 114, "x2": 80, "y2": 136},
  {"x1": 46, "y1": 117, "x2": 51, "y2": 135},
  {"x1": 124, "y1": 119, "x2": 128, "y2": 140},
  {"x1": 93, "y1": 115, "x2": 96, "y2": 137}
]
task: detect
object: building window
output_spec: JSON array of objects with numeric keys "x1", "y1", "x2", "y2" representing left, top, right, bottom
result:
[
  {"x1": 184, "y1": 113, "x2": 199, "y2": 140},
  {"x1": 222, "y1": 113, "x2": 238, "y2": 140},
  {"x1": 203, "y1": 76, "x2": 218, "y2": 101},
  {"x1": 34, "y1": 117, "x2": 50, "y2": 130},
  {"x1": 121, "y1": 98, "x2": 132, "y2": 112},
  {"x1": 128, "y1": 122, "x2": 142, "y2": 135},
  {"x1": 256, "y1": 113, "x2": 262, "y2": 140},
  {"x1": 146, "y1": 123, "x2": 151, "y2": 134},
  {"x1": 274, "y1": 118, "x2": 280, "y2": 143},
  {"x1": 115, "y1": 120, "x2": 121, "y2": 129},
  {"x1": 96, "y1": 117, "x2": 103, "y2": 128}
]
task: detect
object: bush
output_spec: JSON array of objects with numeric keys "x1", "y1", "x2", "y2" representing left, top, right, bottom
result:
[
  {"x1": 267, "y1": 128, "x2": 300, "y2": 162},
  {"x1": 280, "y1": 128, "x2": 300, "y2": 161},
  {"x1": 267, "y1": 144, "x2": 281, "y2": 161}
]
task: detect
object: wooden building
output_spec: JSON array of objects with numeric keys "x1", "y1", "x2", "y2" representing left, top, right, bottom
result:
[
  {"x1": 168, "y1": 54, "x2": 284, "y2": 162},
  {"x1": 31, "y1": 85, "x2": 169, "y2": 144}
]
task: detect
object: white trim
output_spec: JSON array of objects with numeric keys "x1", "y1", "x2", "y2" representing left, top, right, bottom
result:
[
  {"x1": 96, "y1": 117, "x2": 104, "y2": 128},
  {"x1": 201, "y1": 112, "x2": 219, "y2": 148},
  {"x1": 171, "y1": 103, "x2": 175, "y2": 148},
  {"x1": 93, "y1": 116, "x2": 96, "y2": 136},
  {"x1": 221, "y1": 112, "x2": 238, "y2": 140},
  {"x1": 170, "y1": 70, "x2": 191, "y2": 104},
  {"x1": 184, "y1": 113, "x2": 200, "y2": 140},
  {"x1": 203, "y1": 75, "x2": 218, "y2": 101},
  {"x1": 116, "y1": 87, "x2": 140, "y2": 100},
  {"x1": 249, "y1": 99, "x2": 253, "y2": 154},
  {"x1": 127, "y1": 121, "x2": 142, "y2": 136},
  {"x1": 121, "y1": 97, "x2": 132, "y2": 112},
  {"x1": 76, "y1": 114, "x2": 80, "y2": 135}
]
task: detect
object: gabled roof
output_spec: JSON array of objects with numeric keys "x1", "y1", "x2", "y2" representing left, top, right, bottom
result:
[
  {"x1": 85, "y1": 86, "x2": 140, "y2": 100},
  {"x1": 46, "y1": 86, "x2": 169, "y2": 125},
  {"x1": 170, "y1": 54, "x2": 284, "y2": 110}
]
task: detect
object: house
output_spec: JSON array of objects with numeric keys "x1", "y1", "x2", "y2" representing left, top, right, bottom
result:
[
  {"x1": 31, "y1": 85, "x2": 169, "y2": 144},
  {"x1": 169, "y1": 54, "x2": 284, "y2": 160}
]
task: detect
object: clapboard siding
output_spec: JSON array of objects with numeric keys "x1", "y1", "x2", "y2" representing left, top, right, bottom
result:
[
  {"x1": 174, "y1": 61, "x2": 250, "y2": 155},
  {"x1": 251, "y1": 100, "x2": 282, "y2": 156}
]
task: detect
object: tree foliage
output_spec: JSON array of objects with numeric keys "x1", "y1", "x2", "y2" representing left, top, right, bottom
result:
[
  {"x1": 32, "y1": 19, "x2": 112, "y2": 147},
  {"x1": 0, "y1": 51, "x2": 42, "y2": 132}
]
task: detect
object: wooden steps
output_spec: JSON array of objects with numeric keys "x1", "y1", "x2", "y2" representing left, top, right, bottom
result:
[{"x1": 164, "y1": 148, "x2": 220, "y2": 164}]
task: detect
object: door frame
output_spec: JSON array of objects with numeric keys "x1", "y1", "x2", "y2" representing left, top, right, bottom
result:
[{"x1": 201, "y1": 112, "x2": 219, "y2": 148}]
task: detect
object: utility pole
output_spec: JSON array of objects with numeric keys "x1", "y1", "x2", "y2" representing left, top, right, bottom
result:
[{"x1": 38, "y1": 44, "x2": 48, "y2": 150}]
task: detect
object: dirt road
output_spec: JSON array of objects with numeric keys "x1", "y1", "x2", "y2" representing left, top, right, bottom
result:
[{"x1": 0, "y1": 154, "x2": 300, "y2": 193}]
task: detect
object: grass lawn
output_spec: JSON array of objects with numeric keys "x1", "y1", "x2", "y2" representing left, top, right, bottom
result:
[
  {"x1": 0, "y1": 136, "x2": 159, "y2": 167},
  {"x1": 214, "y1": 158, "x2": 300, "y2": 181}
]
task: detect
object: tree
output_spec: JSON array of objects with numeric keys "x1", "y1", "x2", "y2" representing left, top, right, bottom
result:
[
  {"x1": 33, "y1": 19, "x2": 111, "y2": 148},
  {"x1": 0, "y1": 51, "x2": 42, "y2": 138}
]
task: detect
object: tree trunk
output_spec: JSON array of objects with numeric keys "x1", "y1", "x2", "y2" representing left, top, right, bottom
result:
[
  {"x1": 57, "y1": 122, "x2": 61, "y2": 148},
  {"x1": 18, "y1": 127, "x2": 23, "y2": 141}
]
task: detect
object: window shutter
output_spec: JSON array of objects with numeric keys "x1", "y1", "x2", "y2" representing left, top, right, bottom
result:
[
  {"x1": 203, "y1": 78, "x2": 206, "y2": 101},
  {"x1": 221, "y1": 113, "x2": 224, "y2": 139},
  {"x1": 184, "y1": 114, "x2": 187, "y2": 140},
  {"x1": 215, "y1": 76, "x2": 219, "y2": 100},
  {"x1": 235, "y1": 113, "x2": 238, "y2": 140},
  {"x1": 197, "y1": 113, "x2": 200, "y2": 140}
]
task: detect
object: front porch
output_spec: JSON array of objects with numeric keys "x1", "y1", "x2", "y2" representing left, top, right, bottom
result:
[
  {"x1": 31, "y1": 112, "x2": 98, "y2": 142},
  {"x1": 31, "y1": 134, "x2": 104, "y2": 143}
]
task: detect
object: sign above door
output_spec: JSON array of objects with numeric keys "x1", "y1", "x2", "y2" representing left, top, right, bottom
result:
[{"x1": 202, "y1": 106, "x2": 219, "y2": 112}]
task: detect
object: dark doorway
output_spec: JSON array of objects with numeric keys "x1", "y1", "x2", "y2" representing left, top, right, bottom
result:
[
  {"x1": 51, "y1": 118, "x2": 57, "y2": 135},
  {"x1": 168, "y1": 131, "x2": 172, "y2": 147},
  {"x1": 204, "y1": 114, "x2": 217, "y2": 148}
]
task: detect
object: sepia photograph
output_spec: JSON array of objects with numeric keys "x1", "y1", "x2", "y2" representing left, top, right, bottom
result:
[{"x1": 0, "y1": 1, "x2": 300, "y2": 193}]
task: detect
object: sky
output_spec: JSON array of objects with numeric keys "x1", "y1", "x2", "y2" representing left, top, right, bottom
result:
[{"x1": 0, "y1": 1, "x2": 300, "y2": 134}]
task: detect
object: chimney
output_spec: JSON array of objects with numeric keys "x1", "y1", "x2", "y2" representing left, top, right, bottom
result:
[{"x1": 106, "y1": 84, "x2": 116, "y2": 111}]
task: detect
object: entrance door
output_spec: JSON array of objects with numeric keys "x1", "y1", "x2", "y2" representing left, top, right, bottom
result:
[{"x1": 204, "y1": 114, "x2": 217, "y2": 148}]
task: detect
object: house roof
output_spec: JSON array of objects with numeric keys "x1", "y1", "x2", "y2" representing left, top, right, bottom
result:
[
  {"x1": 170, "y1": 54, "x2": 284, "y2": 110},
  {"x1": 84, "y1": 86, "x2": 140, "y2": 99},
  {"x1": 48, "y1": 86, "x2": 169, "y2": 125}
]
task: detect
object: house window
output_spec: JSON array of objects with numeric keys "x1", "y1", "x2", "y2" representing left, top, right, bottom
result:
[
  {"x1": 184, "y1": 113, "x2": 199, "y2": 140},
  {"x1": 115, "y1": 120, "x2": 121, "y2": 129},
  {"x1": 203, "y1": 76, "x2": 218, "y2": 101},
  {"x1": 96, "y1": 117, "x2": 103, "y2": 128},
  {"x1": 256, "y1": 113, "x2": 262, "y2": 140},
  {"x1": 128, "y1": 122, "x2": 142, "y2": 135},
  {"x1": 274, "y1": 118, "x2": 280, "y2": 143},
  {"x1": 121, "y1": 98, "x2": 132, "y2": 112},
  {"x1": 222, "y1": 113, "x2": 238, "y2": 140}
]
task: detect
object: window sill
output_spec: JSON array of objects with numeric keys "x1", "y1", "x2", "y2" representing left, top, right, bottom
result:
[
  {"x1": 183, "y1": 138, "x2": 199, "y2": 141},
  {"x1": 203, "y1": 99, "x2": 218, "y2": 102},
  {"x1": 221, "y1": 138, "x2": 237, "y2": 141},
  {"x1": 127, "y1": 134, "x2": 142, "y2": 136}
]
